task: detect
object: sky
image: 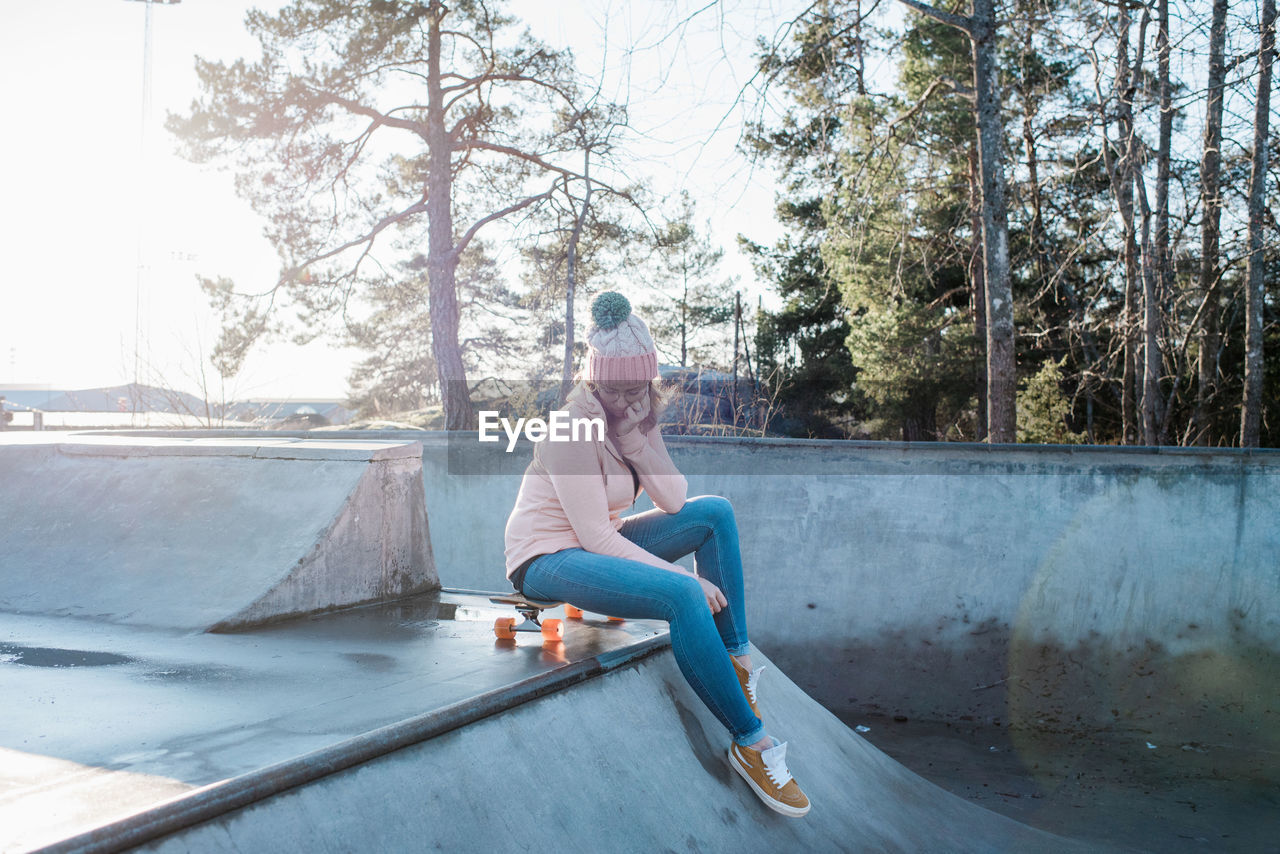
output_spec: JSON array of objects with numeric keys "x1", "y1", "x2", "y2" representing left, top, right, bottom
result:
[{"x1": 0, "y1": 0, "x2": 852, "y2": 400}]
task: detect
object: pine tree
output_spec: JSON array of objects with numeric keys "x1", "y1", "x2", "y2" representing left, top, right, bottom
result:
[
  {"x1": 642, "y1": 193, "x2": 734, "y2": 370},
  {"x1": 169, "y1": 0, "x2": 595, "y2": 429}
]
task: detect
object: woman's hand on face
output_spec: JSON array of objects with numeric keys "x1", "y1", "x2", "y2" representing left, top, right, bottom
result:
[
  {"x1": 614, "y1": 393, "x2": 650, "y2": 437},
  {"x1": 698, "y1": 576, "x2": 727, "y2": 614}
]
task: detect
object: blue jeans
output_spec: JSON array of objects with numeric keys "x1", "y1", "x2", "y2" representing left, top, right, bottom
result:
[{"x1": 519, "y1": 494, "x2": 765, "y2": 747}]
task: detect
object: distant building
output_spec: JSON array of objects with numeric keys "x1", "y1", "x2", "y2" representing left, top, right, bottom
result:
[
  {"x1": 0, "y1": 383, "x2": 214, "y2": 429},
  {"x1": 0, "y1": 385, "x2": 71, "y2": 412}
]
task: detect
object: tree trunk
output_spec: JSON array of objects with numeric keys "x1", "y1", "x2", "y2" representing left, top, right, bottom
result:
[
  {"x1": 732, "y1": 291, "x2": 741, "y2": 420},
  {"x1": 968, "y1": 149, "x2": 989, "y2": 442},
  {"x1": 854, "y1": 0, "x2": 867, "y2": 96},
  {"x1": 1241, "y1": 0, "x2": 1275, "y2": 447},
  {"x1": 1121, "y1": 232, "x2": 1140, "y2": 445},
  {"x1": 426, "y1": 1, "x2": 472, "y2": 430},
  {"x1": 680, "y1": 279, "x2": 689, "y2": 368},
  {"x1": 562, "y1": 160, "x2": 592, "y2": 403},
  {"x1": 1021, "y1": 66, "x2": 1049, "y2": 290},
  {"x1": 971, "y1": 0, "x2": 1016, "y2": 443},
  {"x1": 1115, "y1": 1, "x2": 1140, "y2": 445},
  {"x1": 896, "y1": 0, "x2": 1012, "y2": 440},
  {"x1": 1148, "y1": 0, "x2": 1172, "y2": 445},
  {"x1": 562, "y1": 233, "x2": 576, "y2": 404},
  {"x1": 1139, "y1": 183, "x2": 1160, "y2": 445},
  {"x1": 902, "y1": 392, "x2": 939, "y2": 442},
  {"x1": 1195, "y1": 0, "x2": 1229, "y2": 445}
]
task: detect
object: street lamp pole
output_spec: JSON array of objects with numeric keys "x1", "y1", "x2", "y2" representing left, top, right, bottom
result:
[{"x1": 123, "y1": 0, "x2": 181, "y2": 410}]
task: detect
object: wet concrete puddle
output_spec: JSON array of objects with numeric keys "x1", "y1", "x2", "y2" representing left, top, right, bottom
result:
[{"x1": 0, "y1": 643, "x2": 132, "y2": 668}]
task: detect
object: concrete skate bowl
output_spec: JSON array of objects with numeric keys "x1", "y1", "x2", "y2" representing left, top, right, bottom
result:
[
  {"x1": 8, "y1": 429, "x2": 1271, "y2": 850},
  {"x1": 418, "y1": 433, "x2": 1280, "y2": 805},
  {"x1": 55, "y1": 646, "x2": 1104, "y2": 854},
  {"x1": 0, "y1": 436, "x2": 437, "y2": 632}
]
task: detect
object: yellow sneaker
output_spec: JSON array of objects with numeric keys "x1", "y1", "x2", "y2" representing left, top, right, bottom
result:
[
  {"x1": 732, "y1": 657, "x2": 763, "y2": 719},
  {"x1": 728, "y1": 740, "x2": 810, "y2": 817}
]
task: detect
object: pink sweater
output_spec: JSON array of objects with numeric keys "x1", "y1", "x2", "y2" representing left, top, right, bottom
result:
[{"x1": 504, "y1": 386, "x2": 689, "y2": 578}]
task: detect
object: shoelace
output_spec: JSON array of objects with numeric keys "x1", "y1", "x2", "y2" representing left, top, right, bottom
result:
[
  {"x1": 744, "y1": 665, "x2": 764, "y2": 704},
  {"x1": 762, "y1": 744, "x2": 794, "y2": 788}
]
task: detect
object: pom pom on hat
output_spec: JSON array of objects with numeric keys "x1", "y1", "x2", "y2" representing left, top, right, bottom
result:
[
  {"x1": 584, "y1": 291, "x2": 658, "y2": 383},
  {"x1": 591, "y1": 292, "x2": 632, "y2": 330}
]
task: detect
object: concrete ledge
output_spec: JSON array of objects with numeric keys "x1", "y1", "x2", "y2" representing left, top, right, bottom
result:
[
  {"x1": 81, "y1": 428, "x2": 1280, "y2": 460},
  {"x1": 35, "y1": 633, "x2": 672, "y2": 854},
  {"x1": 0, "y1": 436, "x2": 437, "y2": 631},
  {"x1": 27, "y1": 435, "x2": 423, "y2": 462},
  {"x1": 112, "y1": 641, "x2": 1105, "y2": 854}
]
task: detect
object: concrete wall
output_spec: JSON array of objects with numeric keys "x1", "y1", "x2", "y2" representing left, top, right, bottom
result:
[
  {"x1": 419, "y1": 433, "x2": 1279, "y2": 749},
  {"x1": 0, "y1": 436, "x2": 437, "y2": 631}
]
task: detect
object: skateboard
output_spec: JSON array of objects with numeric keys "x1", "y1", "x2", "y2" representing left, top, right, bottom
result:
[{"x1": 489, "y1": 594, "x2": 622, "y2": 640}]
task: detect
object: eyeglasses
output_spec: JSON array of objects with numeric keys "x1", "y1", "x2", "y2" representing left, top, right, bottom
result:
[{"x1": 592, "y1": 383, "x2": 648, "y2": 402}]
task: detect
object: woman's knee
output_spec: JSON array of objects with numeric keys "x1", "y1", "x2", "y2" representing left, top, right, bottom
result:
[
  {"x1": 685, "y1": 494, "x2": 735, "y2": 525},
  {"x1": 663, "y1": 573, "x2": 707, "y2": 620}
]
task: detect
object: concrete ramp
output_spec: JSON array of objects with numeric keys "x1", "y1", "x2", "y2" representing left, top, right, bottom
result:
[
  {"x1": 108, "y1": 645, "x2": 1105, "y2": 853},
  {"x1": 0, "y1": 435, "x2": 436, "y2": 631}
]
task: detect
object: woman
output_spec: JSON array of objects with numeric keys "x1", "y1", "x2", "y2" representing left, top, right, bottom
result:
[{"x1": 503, "y1": 292, "x2": 810, "y2": 818}]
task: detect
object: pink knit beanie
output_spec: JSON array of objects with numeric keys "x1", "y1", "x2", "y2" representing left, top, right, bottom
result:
[{"x1": 584, "y1": 292, "x2": 659, "y2": 383}]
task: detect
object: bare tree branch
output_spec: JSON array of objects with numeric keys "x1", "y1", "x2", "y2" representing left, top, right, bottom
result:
[
  {"x1": 452, "y1": 181, "x2": 561, "y2": 261},
  {"x1": 312, "y1": 89, "x2": 431, "y2": 139},
  {"x1": 288, "y1": 195, "x2": 429, "y2": 282},
  {"x1": 887, "y1": 76, "x2": 974, "y2": 139},
  {"x1": 896, "y1": 0, "x2": 973, "y2": 34}
]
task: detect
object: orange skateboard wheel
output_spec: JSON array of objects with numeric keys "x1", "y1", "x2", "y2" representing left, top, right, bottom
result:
[
  {"x1": 494, "y1": 617, "x2": 517, "y2": 639},
  {"x1": 541, "y1": 618, "x2": 564, "y2": 641},
  {"x1": 565, "y1": 605, "x2": 584, "y2": 619}
]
